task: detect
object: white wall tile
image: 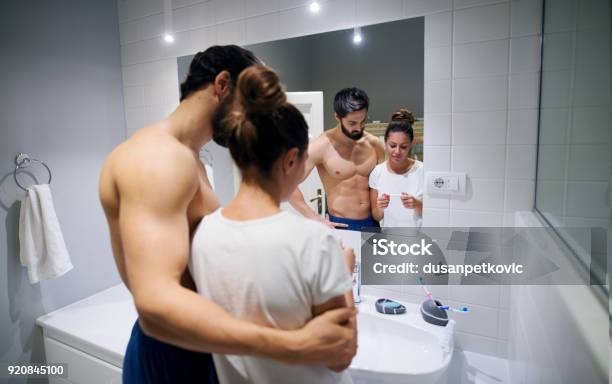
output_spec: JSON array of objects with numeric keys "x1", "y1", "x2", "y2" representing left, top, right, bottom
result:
[
  {"x1": 278, "y1": 6, "x2": 321, "y2": 39},
  {"x1": 540, "y1": 70, "x2": 571, "y2": 108},
  {"x1": 454, "y1": 0, "x2": 509, "y2": 9},
  {"x1": 573, "y1": 29, "x2": 610, "y2": 108},
  {"x1": 452, "y1": 111, "x2": 507, "y2": 145},
  {"x1": 424, "y1": 195, "x2": 451, "y2": 209},
  {"x1": 504, "y1": 179, "x2": 534, "y2": 211},
  {"x1": 452, "y1": 145, "x2": 506, "y2": 177},
  {"x1": 216, "y1": 20, "x2": 246, "y2": 45},
  {"x1": 123, "y1": 86, "x2": 145, "y2": 108},
  {"x1": 506, "y1": 145, "x2": 536, "y2": 179},
  {"x1": 454, "y1": 332, "x2": 499, "y2": 356},
  {"x1": 538, "y1": 108, "x2": 568, "y2": 145},
  {"x1": 245, "y1": 0, "x2": 280, "y2": 17},
  {"x1": 537, "y1": 145, "x2": 567, "y2": 181},
  {"x1": 454, "y1": 39, "x2": 509, "y2": 78},
  {"x1": 453, "y1": 3, "x2": 510, "y2": 44},
  {"x1": 173, "y1": 1, "x2": 215, "y2": 31},
  {"x1": 425, "y1": 46, "x2": 452, "y2": 81},
  {"x1": 326, "y1": 0, "x2": 358, "y2": 31},
  {"x1": 568, "y1": 145, "x2": 609, "y2": 181},
  {"x1": 510, "y1": 35, "x2": 541, "y2": 73},
  {"x1": 424, "y1": 113, "x2": 451, "y2": 145},
  {"x1": 175, "y1": 26, "x2": 217, "y2": 57},
  {"x1": 508, "y1": 72, "x2": 540, "y2": 109},
  {"x1": 423, "y1": 145, "x2": 451, "y2": 171},
  {"x1": 121, "y1": 59, "x2": 177, "y2": 86},
  {"x1": 497, "y1": 340, "x2": 509, "y2": 358},
  {"x1": 284, "y1": 0, "x2": 315, "y2": 8},
  {"x1": 499, "y1": 285, "x2": 510, "y2": 308},
  {"x1": 124, "y1": 106, "x2": 148, "y2": 133},
  {"x1": 216, "y1": 0, "x2": 245, "y2": 23},
  {"x1": 121, "y1": 38, "x2": 166, "y2": 66},
  {"x1": 507, "y1": 109, "x2": 538, "y2": 145},
  {"x1": 449, "y1": 300, "x2": 499, "y2": 339},
  {"x1": 577, "y1": 0, "x2": 610, "y2": 30},
  {"x1": 246, "y1": 13, "x2": 280, "y2": 44},
  {"x1": 451, "y1": 178, "x2": 504, "y2": 211},
  {"x1": 173, "y1": 0, "x2": 208, "y2": 9},
  {"x1": 118, "y1": 0, "x2": 163, "y2": 22},
  {"x1": 423, "y1": 208, "x2": 450, "y2": 226},
  {"x1": 543, "y1": 0, "x2": 576, "y2": 33},
  {"x1": 425, "y1": 80, "x2": 452, "y2": 114},
  {"x1": 542, "y1": 32, "x2": 573, "y2": 71},
  {"x1": 143, "y1": 83, "x2": 177, "y2": 106},
  {"x1": 511, "y1": 0, "x2": 543, "y2": 37},
  {"x1": 453, "y1": 76, "x2": 508, "y2": 112},
  {"x1": 570, "y1": 106, "x2": 609, "y2": 144},
  {"x1": 450, "y1": 209, "x2": 504, "y2": 226},
  {"x1": 425, "y1": 12, "x2": 452, "y2": 48},
  {"x1": 356, "y1": 0, "x2": 404, "y2": 26},
  {"x1": 118, "y1": 13, "x2": 165, "y2": 45},
  {"x1": 404, "y1": 0, "x2": 452, "y2": 18}
]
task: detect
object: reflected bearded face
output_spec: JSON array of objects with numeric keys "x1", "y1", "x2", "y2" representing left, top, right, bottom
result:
[{"x1": 339, "y1": 109, "x2": 368, "y2": 141}]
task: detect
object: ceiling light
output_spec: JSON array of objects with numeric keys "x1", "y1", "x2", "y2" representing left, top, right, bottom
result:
[
  {"x1": 163, "y1": 33, "x2": 175, "y2": 43},
  {"x1": 353, "y1": 26, "x2": 362, "y2": 44},
  {"x1": 309, "y1": 1, "x2": 320, "y2": 13}
]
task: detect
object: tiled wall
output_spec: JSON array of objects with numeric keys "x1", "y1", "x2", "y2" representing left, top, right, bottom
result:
[
  {"x1": 116, "y1": 0, "x2": 543, "y2": 358},
  {"x1": 422, "y1": 0, "x2": 542, "y2": 227},
  {"x1": 508, "y1": 284, "x2": 608, "y2": 384}
]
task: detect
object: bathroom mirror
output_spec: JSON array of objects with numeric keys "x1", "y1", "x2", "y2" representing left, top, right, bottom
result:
[
  {"x1": 534, "y1": 0, "x2": 610, "y2": 295},
  {"x1": 178, "y1": 17, "x2": 425, "y2": 223}
]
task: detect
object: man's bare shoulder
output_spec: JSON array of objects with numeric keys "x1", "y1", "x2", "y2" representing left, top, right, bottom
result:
[
  {"x1": 362, "y1": 132, "x2": 385, "y2": 162},
  {"x1": 308, "y1": 130, "x2": 333, "y2": 161},
  {"x1": 362, "y1": 132, "x2": 381, "y2": 146},
  {"x1": 100, "y1": 126, "x2": 199, "y2": 206}
]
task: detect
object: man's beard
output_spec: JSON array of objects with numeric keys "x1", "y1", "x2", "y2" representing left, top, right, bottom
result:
[{"x1": 340, "y1": 121, "x2": 364, "y2": 141}]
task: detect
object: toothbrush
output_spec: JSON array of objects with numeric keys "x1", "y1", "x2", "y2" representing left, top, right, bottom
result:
[
  {"x1": 438, "y1": 305, "x2": 469, "y2": 313},
  {"x1": 418, "y1": 277, "x2": 434, "y2": 301}
]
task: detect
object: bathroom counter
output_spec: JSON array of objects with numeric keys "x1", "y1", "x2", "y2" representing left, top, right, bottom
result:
[{"x1": 36, "y1": 283, "x2": 136, "y2": 368}]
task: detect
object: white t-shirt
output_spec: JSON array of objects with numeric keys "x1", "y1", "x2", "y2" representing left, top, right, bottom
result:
[
  {"x1": 189, "y1": 209, "x2": 353, "y2": 384},
  {"x1": 368, "y1": 160, "x2": 424, "y2": 227}
]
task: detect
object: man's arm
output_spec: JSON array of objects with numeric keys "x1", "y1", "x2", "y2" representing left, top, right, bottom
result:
[
  {"x1": 289, "y1": 135, "x2": 324, "y2": 219},
  {"x1": 114, "y1": 146, "x2": 356, "y2": 366}
]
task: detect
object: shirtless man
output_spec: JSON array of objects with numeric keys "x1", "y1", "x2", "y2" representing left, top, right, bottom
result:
[
  {"x1": 99, "y1": 46, "x2": 356, "y2": 383},
  {"x1": 290, "y1": 87, "x2": 385, "y2": 231}
]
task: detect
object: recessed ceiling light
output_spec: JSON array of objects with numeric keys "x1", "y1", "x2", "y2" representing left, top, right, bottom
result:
[
  {"x1": 163, "y1": 33, "x2": 175, "y2": 43},
  {"x1": 353, "y1": 26, "x2": 362, "y2": 44},
  {"x1": 309, "y1": 1, "x2": 320, "y2": 13}
]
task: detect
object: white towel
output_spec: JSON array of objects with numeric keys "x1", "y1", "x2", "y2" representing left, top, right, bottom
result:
[{"x1": 19, "y1": 184, "x2": 73, "y2": 284}]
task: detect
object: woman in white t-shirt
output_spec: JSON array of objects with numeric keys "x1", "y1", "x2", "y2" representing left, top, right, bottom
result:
[
  {"x1": 189, "y1": 66, "x2": 354, "y2": 384},
  {"x1": 369, "y1": 109, "x2": 424, "y2": 227}
]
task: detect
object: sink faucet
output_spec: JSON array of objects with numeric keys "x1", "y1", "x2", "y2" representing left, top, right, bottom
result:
[{"x1": 352, "y1": 262, "x2": 361, "y2": 304}]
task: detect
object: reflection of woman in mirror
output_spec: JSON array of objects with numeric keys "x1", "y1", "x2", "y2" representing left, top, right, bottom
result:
[
  {"x1": 369, "y1": 109, "x2": 424, "y2": 227},
  {"x1": 190, "y1": 66, "x2": 355, "y2": 384}
]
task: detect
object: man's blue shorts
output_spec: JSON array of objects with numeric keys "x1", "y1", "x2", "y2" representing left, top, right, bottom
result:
[
  {"x1": 328, "y1": 214, "x2": 380, "y2": 231},
  {"x1": 123, "y1": 320, "x2": 218, "y2": 384}
]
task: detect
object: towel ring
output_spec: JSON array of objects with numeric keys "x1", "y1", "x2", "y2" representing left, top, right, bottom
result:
[{"x1": 13, "y1": 153, "x2": 52, "y2": 191}]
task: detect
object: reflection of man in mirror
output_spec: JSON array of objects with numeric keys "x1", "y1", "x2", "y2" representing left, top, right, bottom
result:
[{"x1": 290, "y1": 87, "x2": 385, "y2": 231}]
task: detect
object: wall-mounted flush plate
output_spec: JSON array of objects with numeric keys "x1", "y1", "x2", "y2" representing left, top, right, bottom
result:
[{"x1": 426, "y1": 172, "x2": 466, "y2": 197}]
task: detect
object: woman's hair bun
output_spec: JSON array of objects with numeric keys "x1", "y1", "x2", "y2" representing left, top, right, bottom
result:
[
  {"x1": 391, "y1": 108, "x2": 415, "y2": 125},
  {"x1": 236, "y1": 65, "x2": 286, "y2": 115}
]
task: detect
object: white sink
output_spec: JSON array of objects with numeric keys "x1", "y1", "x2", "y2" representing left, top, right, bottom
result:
[
  {"x1": 349, "y1": 295, "x2": 454, "y2": 384},
  {"x1": 37, "y1": 286, "x2": 453, "y2": 384}
]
